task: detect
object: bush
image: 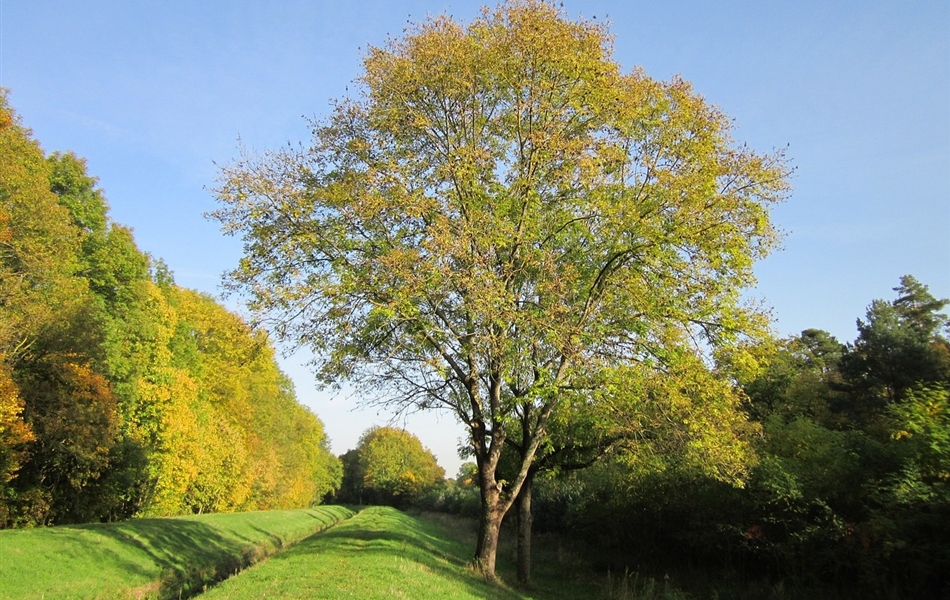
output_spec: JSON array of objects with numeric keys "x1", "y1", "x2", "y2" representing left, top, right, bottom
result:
[{"x1": 414, "y1": 482, "x2": 480, "y2": 517}]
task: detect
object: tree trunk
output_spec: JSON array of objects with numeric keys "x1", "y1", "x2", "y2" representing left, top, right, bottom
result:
[
  {"x1": 475, "y1": 502, "x2": 504, "y2": 580},
  {"x1": 474, "y1": 491, "x2": 487, "y2": 558},
  {"x1": 473, "y1": 445, "x2": 516, "y2": 581},
  {"x1": 516, "y1": 474, "x2": 533, "y2": 586},
  {"x1": 468, "y1": 381, "x2": 552, "y2": 581}
]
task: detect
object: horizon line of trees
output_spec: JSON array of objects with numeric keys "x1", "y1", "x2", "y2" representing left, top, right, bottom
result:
[
  {"x1": 514, "y1": 275, "x2": 949, "y2": 597},
  {"x1": 0, "y1": 92, "x2": 342, "y2": 527}
]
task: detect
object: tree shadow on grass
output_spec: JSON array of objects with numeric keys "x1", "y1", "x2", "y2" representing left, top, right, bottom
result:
[
  {"x1": 269, "y1": 507, "x2": 528, "y2": 600},
  {"x1": 48, "y1": 508, "x2": 353, "y2": 600},
  {"x1": 63, "y1": 518, "x2": 256, "y2": 598}
]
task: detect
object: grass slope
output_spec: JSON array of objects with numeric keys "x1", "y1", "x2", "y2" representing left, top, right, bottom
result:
[
  {"x1": 0, "y1": 505, "x2": 354, "y2": 600},
  {"x1": 197, "y1": 506, "x2": 598, "y2": 600}
]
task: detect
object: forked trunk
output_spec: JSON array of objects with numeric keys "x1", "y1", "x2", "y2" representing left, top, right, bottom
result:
[{"x1": 470, "y1": 384, "x2": 552, "y2": 581}]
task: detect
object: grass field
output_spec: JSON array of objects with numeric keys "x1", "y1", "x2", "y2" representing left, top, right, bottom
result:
[
  {"x1": 1, "y1": 505, "x2": 690, "y2": 599},
  {"x1": 0, "y1": 505, "x2": 354, "y2": 600},
  {"x1": 197, "y1": 506, "x2": 601, "y2": 600}
]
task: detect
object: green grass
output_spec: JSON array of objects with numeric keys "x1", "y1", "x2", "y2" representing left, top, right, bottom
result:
[
  {"x1": 197, "y1": 506, "x2": 601, "y2": 599},
  {"x1": 0, "y1": 504, "x2": 694, "y2": 599},
  {"x1": 0, "y1": 505, "x2": 354, "y2": 600}
]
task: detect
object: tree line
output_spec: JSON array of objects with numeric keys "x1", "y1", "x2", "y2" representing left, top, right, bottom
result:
[
  {"x1": 517, "y1": 275, "x2": 949, "y2": 596},
  {"x1": 329, "y1": 276, "x2": 948, "y2": 597},
  {"x1": 0, "y1": 93, "x2": 342, "y2": 527}
]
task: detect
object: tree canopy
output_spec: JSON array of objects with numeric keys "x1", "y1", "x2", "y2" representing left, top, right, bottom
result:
[
  {"x1": 514, "y1": 276, "x2": 948, "y2": 597},
  {"x1": 0, "y1": 92, "x2": 341, "y2": 526},
  {"x1": 337, "y1": 426, "x2": 444, "y2": 507},
  {"x1": 212, "y1": 0, "x2": 790, "y2": 578}
]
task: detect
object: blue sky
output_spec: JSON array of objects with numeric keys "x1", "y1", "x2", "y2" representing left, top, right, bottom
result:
[{"x1": 3, "y1": 0, "x2": 948, "y2": 475}]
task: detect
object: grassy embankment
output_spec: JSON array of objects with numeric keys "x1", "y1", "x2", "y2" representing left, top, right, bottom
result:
[
  {"x1": 0, "y1": 505, "x2": 354, "y2": 600},
  {"x1": 198, "y1": 506, "x2": 609, "y2": 600},
  {"x1": 1, "y1": 505, "x2": 691, "y2": 600}
]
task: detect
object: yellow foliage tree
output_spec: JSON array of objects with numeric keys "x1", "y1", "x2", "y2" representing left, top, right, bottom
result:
[
  {"x1": 213, "y1": 1, "x2": 788, "y2": 577},
  {"x1": 0, "y1": 363, "x2": 33, "y2": 522}
]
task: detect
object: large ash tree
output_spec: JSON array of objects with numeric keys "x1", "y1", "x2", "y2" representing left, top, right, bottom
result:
[{"x1": 212, "y1": 0, "x2": 790, "y2": 579}]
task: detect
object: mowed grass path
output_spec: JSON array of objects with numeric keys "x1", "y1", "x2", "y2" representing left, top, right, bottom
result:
[
  {"x1": 0, "y1": 506, "x2": 354, "y2": 600},
  {"x1": 197, "y1": 506, "x2": 597, "y2": 600}
]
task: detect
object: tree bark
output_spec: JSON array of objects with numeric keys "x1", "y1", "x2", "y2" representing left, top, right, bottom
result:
[
  {"x1": 516, "y1": 474, "x2": 533, "y2": 586},
  {"x1": 474, "y1": 498, "x2": 504, "y2": 580},
  {"x1": 474, "y1": 487, "x2": 487, "y2": 558}
]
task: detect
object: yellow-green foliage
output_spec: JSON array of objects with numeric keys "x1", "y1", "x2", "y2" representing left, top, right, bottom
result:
[
  {"x1": 212, "y1": 0, "x2": 789, "y2": 578},
  {"x1": 0, "y1": 95, "x2": 83, "y2": 362},
  {"x1": 345, "y1": 426, "x2": 445, "y2": 506},
  {"x1": 0, "y1": 93, "x2": 341, "y2": 526},
  {"x1": 144, "y1": 287, "x2": 342, "y2": 517}
]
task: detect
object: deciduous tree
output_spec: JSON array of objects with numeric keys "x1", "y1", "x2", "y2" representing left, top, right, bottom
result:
[
  {"x1": 0, "y1": 364, "x2": 33, "y2": 522},
  {"x1": 0, "y1": 94, "x2": 83, "y2": 364},
  {"x1": 340, "y1": 426, "x2": 443, "y2": 507},
  {"x1": 212, "y1": 0, "x2": 789, "y2": 578}
]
